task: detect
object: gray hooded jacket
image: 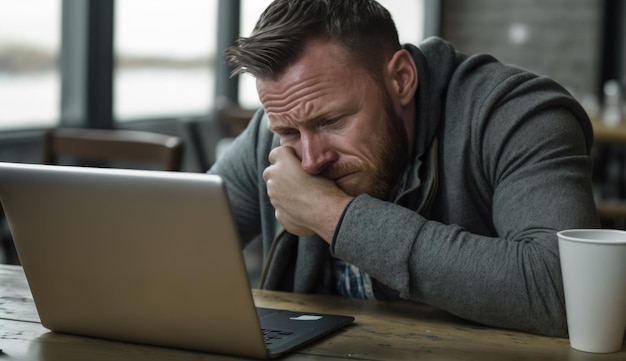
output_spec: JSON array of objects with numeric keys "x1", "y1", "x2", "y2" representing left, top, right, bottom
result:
[{"x1": 209, "y1": 37, "x2": 599, "y2": 337}]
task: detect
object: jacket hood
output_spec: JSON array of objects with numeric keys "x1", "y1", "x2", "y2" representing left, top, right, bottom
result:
[
  {"x1": 405, "y1": 37, "x2": 458, "y2": 160},
  {"x1": 391, "y1": 37, "x2": 457, "y2": 206}
]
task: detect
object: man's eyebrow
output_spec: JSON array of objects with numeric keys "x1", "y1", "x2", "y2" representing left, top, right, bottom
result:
[
  {"x1": 268, "y1": 123, "x2": 292, "y2": 134},
  {"x1": 267, "y1": 111, "x2": 334, "y2": 133}
]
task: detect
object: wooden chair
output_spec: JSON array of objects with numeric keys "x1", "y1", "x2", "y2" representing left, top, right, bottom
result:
[
  {"x1": 215, "y1": 97, "x2": 258, "y2": 138},
  {"x1": 2, "y1": 128, "x2": 185, "y2": 264},
  {"x1": 43, "y1": 128, "x2": 185, "y2": 171},
  {"x1": 213, "y1": 97, "x2": 258, "y2": 161}
]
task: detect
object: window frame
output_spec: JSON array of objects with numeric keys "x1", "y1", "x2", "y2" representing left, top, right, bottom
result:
[
  {"x1": 59, "y1": 0, "x2": 440, "y2": 129},
  {"x1": 61, "y1": 0, "x2": 114, "y2": 129}
]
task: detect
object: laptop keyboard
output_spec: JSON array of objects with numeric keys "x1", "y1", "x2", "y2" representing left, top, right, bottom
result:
[{"x1": 262, "y1": 328, "x2": 294, "y2": 346}]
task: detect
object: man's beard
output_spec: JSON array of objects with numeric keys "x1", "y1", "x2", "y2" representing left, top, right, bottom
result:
[{"x1": 325, "y1": 91, "x2": 410, "y2": 200}]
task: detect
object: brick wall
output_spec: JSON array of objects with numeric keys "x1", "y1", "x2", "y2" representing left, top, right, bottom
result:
[{"x1": 441, "y1": 0, "x2": 602, "y2": 100}]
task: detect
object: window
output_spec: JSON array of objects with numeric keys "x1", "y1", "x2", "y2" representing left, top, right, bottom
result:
[
  {"x1": 114, "y1": 0, "x2": 218, "y2": 121},
  {"x1": 238, "y1": 0, "x2": 425, "y2": 108},
  {"x1": 0, "y1": 0, "x2": 61, "y2": 129}
]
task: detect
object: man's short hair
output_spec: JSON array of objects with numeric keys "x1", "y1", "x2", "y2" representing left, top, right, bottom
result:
[{"x1": 225, "y1": 0, "x2": 401, "y2": 81}]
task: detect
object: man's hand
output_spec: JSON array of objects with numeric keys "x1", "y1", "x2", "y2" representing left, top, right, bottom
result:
[{"x1": 262, "y1": 146, "x2": 354, "y2": 243}]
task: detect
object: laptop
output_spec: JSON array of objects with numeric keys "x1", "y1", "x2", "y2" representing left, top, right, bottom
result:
[{"x1": 0, "y1": 162, "x2": 354, "y2": 359}]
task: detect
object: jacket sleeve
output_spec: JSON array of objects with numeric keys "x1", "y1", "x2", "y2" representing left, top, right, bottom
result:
[
  {"x1": 208, "y1": 110, "x2": 275, "y2": 245},
  {"x1": 331, "y1": 104, "x2": 599, "y2": 337}
]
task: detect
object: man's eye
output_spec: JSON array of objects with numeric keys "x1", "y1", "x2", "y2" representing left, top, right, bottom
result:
[
  {"x1": 319, "y1": 118, "x2": 340, "y2": 128},
  {"x1": 280, "y1": 128, "x2": 300, "y2": 136}
]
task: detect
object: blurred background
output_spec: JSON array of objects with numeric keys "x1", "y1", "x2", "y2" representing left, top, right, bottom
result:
[{"x1": 0, "y1": 0, "x2": 624, "y2": 267}]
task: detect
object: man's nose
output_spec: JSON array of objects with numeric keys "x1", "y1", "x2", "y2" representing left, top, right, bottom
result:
[{"x1": 299, "y1": 134, "x2": 337, "y2": 175}]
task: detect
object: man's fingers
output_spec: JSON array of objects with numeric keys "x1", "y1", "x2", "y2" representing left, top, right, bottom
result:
[
  {"x1": 268, "y1": 147, "x2": 279, "y2": 165},
  {"x1": 268, "y1": 146, "x2": 297, "y2": 165}
]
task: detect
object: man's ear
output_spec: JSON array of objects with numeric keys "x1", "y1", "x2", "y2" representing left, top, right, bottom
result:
[{"x1": 386, "y1": 49, "x2": 418, "y2": 107}]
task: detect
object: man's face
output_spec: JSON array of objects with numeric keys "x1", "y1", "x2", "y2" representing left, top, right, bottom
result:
[{"x1": 257, "y1": 40, "x2": 409, "y2": 199}]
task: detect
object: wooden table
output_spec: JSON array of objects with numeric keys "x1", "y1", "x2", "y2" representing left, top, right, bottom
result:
[
  {"x1": 591, "y1": 116, "x2": 626, "y2": 144},
  {"x1": 591, "y1": 116, "x2": 626, "y2": 219},
  {"x1": 0, "y1": 264, "x2": 624, "y2": 360}
]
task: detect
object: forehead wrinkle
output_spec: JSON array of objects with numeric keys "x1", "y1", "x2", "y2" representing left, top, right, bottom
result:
[
  {"x1": 266, "y1": 97, "x2": 325, "y2": 131},
  {"x1": 262, "y1": 73, "x2": 330, "y2": 112},
  {"x1": 259, "y1": 42, "x2": 359, "y2": 130},
  {"x1": 263, "y1": 78, "x2": 339, "y2": 129}
]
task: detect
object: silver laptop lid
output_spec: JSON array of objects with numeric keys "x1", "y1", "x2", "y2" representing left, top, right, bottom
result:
[{"x1": 0, "y1": 162, "x2": 269, "y2": 358}]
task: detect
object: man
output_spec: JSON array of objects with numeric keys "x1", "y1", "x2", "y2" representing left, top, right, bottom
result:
[{"x1": 210, "y1": 0, "x2": 599, "y2": 337}]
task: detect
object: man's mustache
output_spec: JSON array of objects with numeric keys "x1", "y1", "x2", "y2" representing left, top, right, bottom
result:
[{"x1": 321, "y1": 161, "x2": 369, "y2": 181}]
